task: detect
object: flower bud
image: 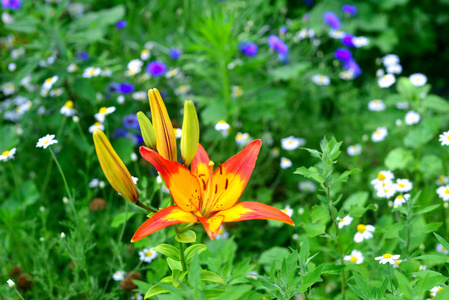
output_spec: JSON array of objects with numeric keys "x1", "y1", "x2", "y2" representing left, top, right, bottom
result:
[
  {"x1": 137, "y1": 111, "x2": 157, "y2": 150},
  {"x1": 93, "y1": 129, "x2": 139, "y2": 203},
  {"x1": 181, "y1": 100, "x2": 199, "y2": 166},
  {"x1": 148, "y1": 88, "x2": 177, "y2": 161}
]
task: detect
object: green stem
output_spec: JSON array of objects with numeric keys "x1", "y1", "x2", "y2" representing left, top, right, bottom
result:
[
  {"x1": 13, "y1": 286, "x2": 25, "y2": 300},
  {"x1": 174, "y1": 225, "x2": 187, "y2": 272},
  {"x1": 49, "y1": 147, "x2": 73, "y2": 201},
  {"x1": 387, "y1": 263, "x2": 393, "y2": 293},
  {"x1": 135, "y1": 200, "x2": 158, "y2": 213},
  {"x1": 8, "y1": 162, "x2": 22, "y2": 202}
]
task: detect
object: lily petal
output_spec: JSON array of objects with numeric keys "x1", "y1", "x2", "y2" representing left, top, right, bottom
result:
[
  {"x1": 207, "y1": 140, "x2": 262, "y2": 212},
  {"x1": 191, "y1": 144, "x2": 211, "y2": 194},
  {"x1": 132, "y1": 205, "x2": 198, "y2": 242},
  {"x1": 195, "y1": 213, "x2": 224, "y2": 240},
  {"x1": 140, "y1": 146, "x2": 201, "y2": 211},
  {"x1": 217, "y1": 201, "x2": 294, "y2": 226}
]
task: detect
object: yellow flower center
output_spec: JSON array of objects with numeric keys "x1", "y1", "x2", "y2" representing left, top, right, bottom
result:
[
  {"x1": 398, "y1": 183, "x2": 405, "y2": 188},
  {"x1": 350, "y1": 256, "x2": 357, "y2": 262},
  {"x1": 375, "y1": 130, "x2": 381, "y2": 135},
  {"x1": 395, "y1": 260, "x2": 401, "y2": 265},
  {"x1": 94, "y1": 122, "x2": 102, "y2": 127},
  {"x1": 178, "y1": 85, "x2": 187, "y2": 92},
  {"x1": 377, "y1": 172, "x2": 386, "y2": 181},
  {"x1": 443, "y1": 246, "x2": 447, "y2": 251},
  {"x1": 288, "y1": 140, "x2": 293, "y2": 144},
  {"x1": 142, "y1": 50, "x2": 149, "y2": 55},
  {"x1": 383, "y1": 253, "x2": 392, "y2": 259},
  {"x1": 218, "y1": 229, "x2": 224, "y2": 235},
  {"x1": 218, "y1": 120, "x2": 226, "y2": 124},
  {"x1": 438, "y1": 176, "x2": 445, "y2": 182},
  {"x1": 2, "y1": 150, "x2": 9, "y2": 156},
  {"x1": 445, "y1": 189, "x2": 449, "y2": 194},
  {"x1": 44, "y1": 141, "x2": 50, "y2": 145},
  {"x1": 438, "y1": 287, "x2": 444, "y2": 293},
  {"x1": 45, "y1": 78, "x2": 52, "y2": 83},
  {"x1": 99, "y1": 107, "x2": 107, "y2": 114},
  {"x1": 357, "y1": 224, "x2": 366, "y2": 233},
  {"x1": 65, "y1": 100, "x2": 74, "y2": 108},
  {"x1": 89, "y1": 69, "x2": 95, "y2": 75},
  {"x1": 340, "y1": 218, "x2": 345, "y2": 223},
  {"x1": 145, "y1": 251, "x2": 153, "y2": 257},
  {"x1": 396, "y1": 195, "x2": 403, "y2": 199}
]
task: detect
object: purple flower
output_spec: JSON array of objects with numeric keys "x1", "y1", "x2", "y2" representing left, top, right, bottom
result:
[
  {"x1": 76, "y1": 51, "x2": 89, "y2": 61},
  {"x1": 118, "y1": 83, "x2": 134, "y2": 94},
  {"x1": 280, "y1": 26, "x2": 287, "y2": 35},
  {"x1": 123, "y1": 114, "x2": 139, "y2": 129},
  {"x1": 334, "y1": 48, "x2": 352, "y2": 62},
  {"x1": 114, "y1": 128, "x2": 129, "y2": 139},
  {"x1": 116, "y1": 20, "x2": 127, "y2": 29},
  {"x1": 323, "y1": 12, "x2": 341, "y2": 30},
  {"x1": 1, "y1": 0, "x2": 21, "y2": 9},
  {"x1": 169, "y1": 48, "x2": 182, "y2": 60},
  {"x1": 342, "y1": 5, "x2": 356, "y2": 15},
  {"x1": 268, "y1": 35, "x2": 288, "y2": 55},
  {"x1": 344, "y1": 59, "x2": 361, "y2": 77},
  {"x1": 146, "y1": 61, "x2": 167, "y2": 76},
  {"x1": 238, "y1": 42, "x2": 258, "y2": 56},
  {"x1": 342, "y1": 35, "x2": 355, "y2": 47}
]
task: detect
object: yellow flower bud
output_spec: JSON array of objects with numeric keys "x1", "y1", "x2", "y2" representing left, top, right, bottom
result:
[
  {"x1": 93, "y1": 129, "x2": 139, "y2": 203},
  {"x1": 137, "y1": 111, "x2": 157, "y2": 150},
  {"x1": 181, "y1": 100, "x2": 199, "y2": 166},
  {"x1": 148, "y1": 88, "x2": 177, "y2": 161}
]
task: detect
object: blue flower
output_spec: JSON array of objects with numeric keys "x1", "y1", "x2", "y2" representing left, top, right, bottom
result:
[
  {"x1": 323, "y1": 12, "x2": 341, "y2": 30},
  {"x1": 123, "y1": 114, "x2": 140, "y2": 129},
  {"x1": 342, "y1": 5, "x2": 356, "y2": 15},
  {"x1": 342, "y1": 35, "x2": 355, "y2": 47},
  {"x1": 334, "y1": 48, "x2": 352, "y2": 62},
  {"x1": 146, "y1": 61, "x2": 167, "y2": 76},
  {"x1": 76, "y1": 51, "x2": 89, "y2": 61},
  {"x1": 118, "y1": 83, "x2": 134, "y2": 94},
  {"x1": 169, "y1": 48, "x2": 182, "y2": 60},
  {"x1": 344, "y1": 59, "x2": 361, "y2": 77},
  {"x1": 1, "y1": 0, "x2": 21, "y2": 9},
  {"x1": 268, "y1": 35, "x2": 288, "y2": 55},
  {"x1": 238, "y1": 42, "x2": 258, "y2": 56},
  {"x1": 280, "y1": 26, "x2": 287, "y2": 35},
  {"x1": 116, "y1": 20, "x2": 127, "y2": 29}
]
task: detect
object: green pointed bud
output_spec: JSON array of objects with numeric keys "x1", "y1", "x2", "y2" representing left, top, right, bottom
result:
[
  {"x1": 137, "y1": 111, "x2": 157, "y2": 150},
  {"x1": 181, "y1": 100, "x2": 199, "y2": 167}
]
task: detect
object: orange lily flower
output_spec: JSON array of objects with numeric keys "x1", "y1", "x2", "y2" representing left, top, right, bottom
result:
[{"x1": 132, "y1": 139, "x2": 294, "y2": 241}]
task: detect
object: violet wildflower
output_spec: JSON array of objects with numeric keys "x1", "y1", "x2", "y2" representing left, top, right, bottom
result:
[
  {"x1": 238, "y1": 42, "x2": 258, "y2": 56},
  {"x1": 123, "y1": 114, "x2": 140, "y2": 129},
  {"x1": 323, "y1": 12, "x2": 341, "y2": 29},
  {"x1": 118, "y1": 83, "x2": 134, "y2": 94},
  {"x1": 334, "y1": 48, "x2": 352, "y2": 62},
  {"x1": 268, "y1": 35, "x2": 288, "y2": 55},
  {"x1": 2, "y1": 0, "x2": 21, "y2": 9},
  {"x1": 146, "y1": 61, "x2": 167, "y2": 76},
  {"x1": 169, "y1": 48, "x2": 181, "y2": 60},
  {"x1": 77, "y1": 51, "x2": 89, "y2": 61},
  {"x1": 116, "y1": 20, "x2": 127, "y2": 29},
  {"x1": 342, "y1": 35, "x2": 355, "y2": 47},
  {"x1": 342, "y1": 5, "x2": 356, "y2": 16},
  {"x1": 344, "y1": 59, "x2": 361, "y2": 77}
]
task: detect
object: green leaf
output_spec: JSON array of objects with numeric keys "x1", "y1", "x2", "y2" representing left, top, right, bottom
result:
[
  {"x1": 434, "y1": 233, "x2": 449, "y2": 253},
  {"x1": 415, "y1": 204, "x2": 441, "y2": 215},
  {"x1": 433, "y1": 286, "x2": 449, "y2": 300},
  {"x1": 259, "y1": 246, "x2": 290, "y2": 272},
  {"x1": 336, "y1": 169, "x2": 361, "y2": 183},
  {"x1": 298, "y1": 265, "x2": 323, "y2": 292},
  {"x1": 144, "y1": 276, "x2": 172, "y2": 299},
  {"x1": 422, "y1": 95, "x2": 449, "y2": 113},
  {"x1": 403, "y1": 126, "x2": 434, "y2": 149},
  {"x1": 348, "y1": 283, "x2": 366, "y2": 299},
  {"x1": 269, "y1": 63, "x2": 311, "y2": 81},
  {"x1": 175, "y1": 230, "x2": 197, "y2": 243},
  {"x1": 172, "y1": 270, "x2": 188, "y2": 287},
  {"x1": 311, "y1": 205, "x2": 329, "y2": 224},
  {"x1": 154, "y1": 244, "x2": 180, "y2": 261},
  {"x1": 395, "y1": 269, "x2": 413, "y2": 298},
  {"x1": 349, "y1": 204, "x2": 376, "y2": 218},
  {"x1": 385, "y1": 148, "x2": 413, "y2": 171},
  {"x1": 188, "y1": 254, "x2": 201, "y2": 288},
  {"x1": 303, "y1": 148, "x2": 322, "y2": 159},
  {"x1": 299, "y1": 239, "x2": 310, "y2": 266},
  {"x1": 304, "y1": 222, "x2": 326, "y2": 237},
  {"x1": 216, "y1": 285, "x2": 252, "y2": 300},
  {"x1": 421, "y1": 222, "x2": 443, "y2": 233},
  {"x1": 294, "y1": 166, "x2": 324, "y2": 184},
  {"x1": 414, "y1": 254, "x2": 449, "y2": 263},
  {"x1": 201, "y1": 270, "x2": 225, "y2": 285},
  {"x1": 353, "y1": 272, "x2": 371, "y2": 298},
  {"x1": 184, "y1": 244, "x2": 208, "y2": 264},
  {"x1": 378, "y1": 276, "x2": 389, "y2": 298},
  {"x1": 419, "y1": 155, "x2": 443, "y2": 180},
  {"x1": 111, "y1": 211, "x2": 137, "y2": 228},
  {"x1": 321, "y1": 264, "x2": 346, "y2": 275},
  {"x1": 342, "y1": 192, "x2": 369, "y2": 211},
  {"x1": 166, "y1": 258, "x2": 183, "y2": 271}
]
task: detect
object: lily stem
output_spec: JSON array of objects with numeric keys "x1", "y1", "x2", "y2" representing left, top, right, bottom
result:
[
  {"x1": 174, "y1": 225, "x2": 187, "y2": 272},
  {"x1": 135, "y1": 200, "x2": 158, "y2": 213}
]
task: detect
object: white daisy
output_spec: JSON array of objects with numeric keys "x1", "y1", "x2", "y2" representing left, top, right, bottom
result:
[
  {"x1": 371, "y1": 127, "x2": 388, "y2": 142},
  {"x1": 280, "y1": 157, "x2": 292, "y2": 169},
  {"x1": 404, "y1": 111, "x2": 420, "y2": 125},
  {"x1": 141, "y1": 49, "x2": 150, "y2": 60},
  {"x1": 216, "y1": 225, "x2": 229, "y2": 239},
  {"x1": 245, "y1": 271, "x2": 259, "y2": 280},
  {"x1": 409, "y1": 73, "x2": 427, "y2": 87},
  {"x1": 271, "y1": 147, "x2": 280, "y2": 158},
  {"x1": 132, "y1": 176, "x2": 138, "y2": 184},
  {"x1": 82, "y1": 67, "x2": 101, "y2": 78},
  {"x1": 368, "y1": 99, "x2": 386, "y2": 111},
  {"x1": 371, "y1": 171, "x2": 395, "y2": 186},
  {"x1": 281, "y1": 205, "x2": 293, "y2": 217},
  {"x1": 281, "y1": 136, "x2": 305, "y2": 150},
  {"x1": 215, "y1": 120, "x2": 230, "y2": 131},
  {"x1": 395, "y1": 179, "x2": 412, "y2": 192},
  {"x1": 36, "y1": 134, "x2": 58, "y2": 149},
  {"x1": 375, "y1": 180, "x2": 396, "y2": 199},
  {"x1": 235, "y1": 132, "x2": 251, "y2": 146},
  {"x1": 354, "y1": 224, "x2": 375, "y2": 243},
  {"x1": 89, "y1": 122, "x2": 104, "y2": 133},
  {"x1": 436, "y1": 185, "x2": 449, "y2": 201},
  {"x1": 94, "y1": 106, "x2": 116, "y2": 123},
  {"x1": 7, "y1": 279, "x2": 15, "y2": 288},
  {"x1": 232, "y1": 86, "x2": 243, "y2": 97},
  {"x1": 436, "y1": 243, "x2": 449, "y2": 254},
  {"x1": 343, "y1": 250, "x2": 364, "y2": 264},
  {"x1": 382, "y1": 54, "x2": 400, "y2": 67},
  {"x1": 339, "y1": 69, "x2": 355, "y2": 81},
  {"x1": 353, "y1": 36, "x2": 369, "y2": 47},
  {"x1": 386, "y1": 64, "x2": 402, "y2": 74},
  {"x1": 42, "y1": 76, "x2": 58, "y2": 90},
  {"x1": 67, "y1": 63, "x2": 78, "y2": 72},
  {"x1": 312, "y1": 74, "x2": 330, "y2": 86},
  {"x1": 139, "y1": 247, "x2": 158, "y2": 263},
  {"x1": 375, "y1": 253, "x2": 400, "y2": 264},
  {"x1": 131, "y1": 292, "x2": 143, "y2": 300},
  {"x1": 112, "y1": 270, "x2": 126, "y2": 281},
  {"x1": 174, "y1": 128, "x2": 182, "y2": 139},
  {"x1": 347, "y1": 144, "x2": 362, "y2": 156},
  {"x1": 337, "y1": 215, "x2": 353, "y2": 229},
  {"x1": 126, "y1": 59, "x2": 143, "y2": 76},
  {"x1": 393, "y1": 259, "x2": 404, "y2": 268},
  {"x1": 436, "y1": 175, "x2": 449, "y2": 185},
  {"x1": 393, "y1": 194, "x2": 410, "y2": 207},
  {"x1": 396, "y1": 102, "x2": 409, "y2": 110},
  {"x1": 0, "y1": 147, "x2": 16, "y2": 162},
  {"x1": 329, "y1": 29, "x2": 346, "y2": 39},
  {"x1": 439, "y1": 131, "x2": 449, "y2": 146},
  {"x1": 298, "y1": 181, "x2": 316, "y2": 193},
  {"x1": 89, "y1": 178, "x2": 100, "y2": 188},
  {"x1": 430, "y1": 286, "x2": 444, "y2": 297},
  {"x1": 378, "y1": 74, "x2": 396, "y2": 88},
  {"x1": 165, "y1": 67, "x2": 180, "y2": 79},
  {"x1": 60, "y1": 100, "x2": 77, "y2": 117}
]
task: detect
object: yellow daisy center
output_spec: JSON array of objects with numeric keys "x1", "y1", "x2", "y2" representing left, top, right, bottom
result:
[
  {"x1": 65, "y1": 100, "x2": 74, "y2": 108},
  {"x1": 94, "y1": 122, "x2": 102, "y2": 127},
  {"x1": 44, "y1": 141, "x2": 50, "y2": 145},
  {"x1": 395, "y1": 260, "x2": 401, "y2": 265},
  {"x1": 438, "y1": 287, "x2": 444, "y2": 293},
  {"x1": 99, "y1": 107, "x2": 107, "y2": 114},
  {"x1": 357, "y1": 224, "x2": 366, "y2": 233},
  {"x1": 377, "y1": 172, "x2": 386, "y2": 181},
  {"x1": 218, "y1": 120, "x2": 226, "y2": 124},
  {"x1": 89, "y1": 69, "x2": 95, "y2": 75},
  {"x1": 445, "y1": 189, "x2": 449, "y2": 194},
  {"x1": 2, "y1": 150, "x2": 9, "y2": 156},
  {"x1": 145, "y1": 251, "x2": 153, "y2": 257},
  {"x1": 383, "y1": 253, "x2": 392, "y2": 259},
  {"x1": 218, "y1": 229, "x2": 224, "y2": 235},
  {"x1": 399, "y1": 183, "x2": 405, "y2": 188},
  {"x1": 375, "y1": 130, "x2": 381, "y2": 135},
  {"x1": 340, "y1": 218, "x2": 345, "y2": 223},
  {"x1": 45, "y1": 78, "x2": 52, "y2": 83},
  {"x1": 397, "y1": 195, "x2": 403, "y2": 199},
  {"x1": 350, "y1": 256, "x2": 357, "y2": 262}
]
